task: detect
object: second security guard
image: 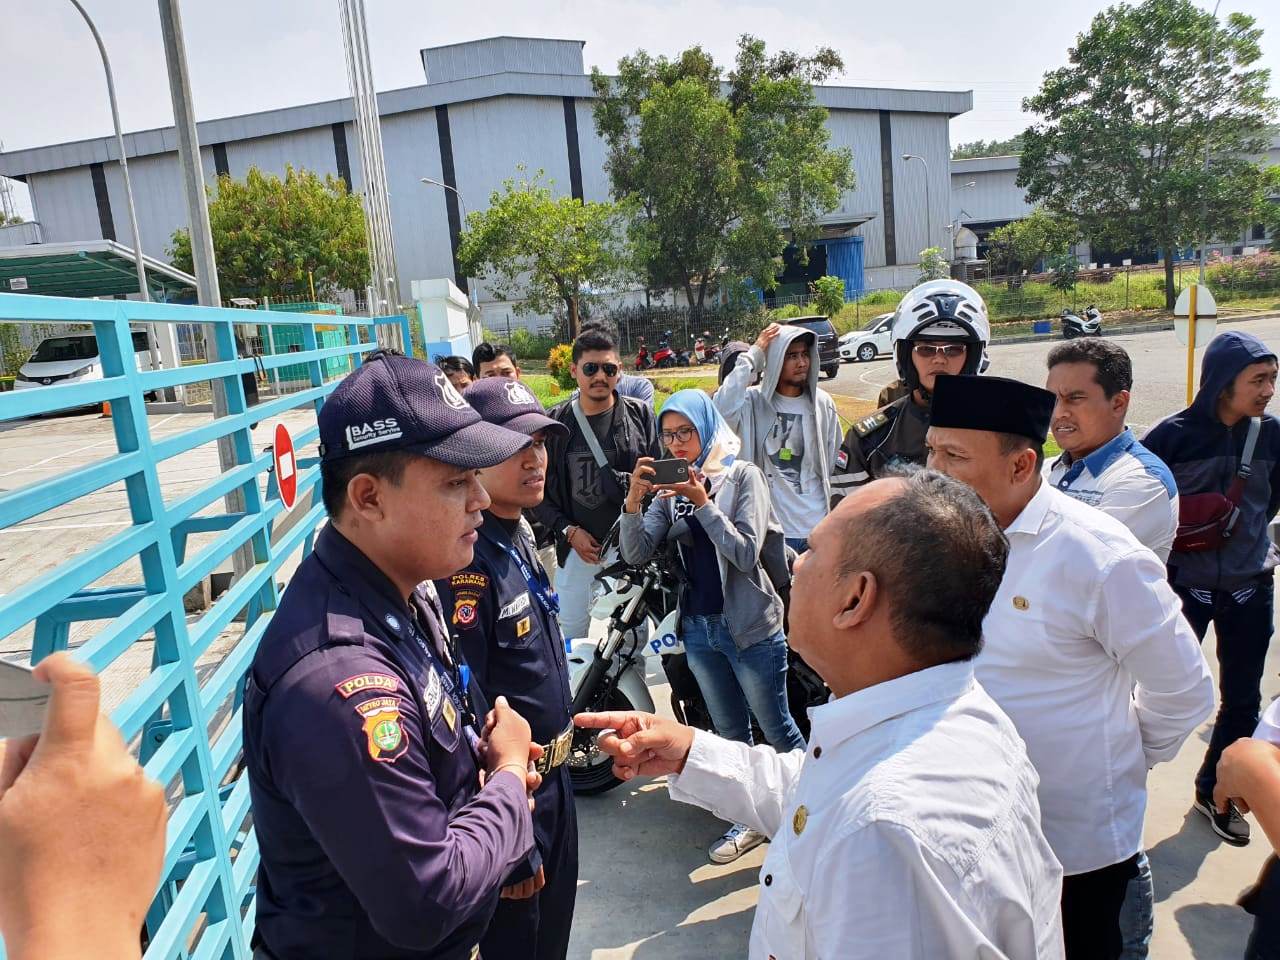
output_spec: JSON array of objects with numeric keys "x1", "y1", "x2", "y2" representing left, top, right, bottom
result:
[{"x1": 436, "y1": 377, "x2": 578, "y2": 960}]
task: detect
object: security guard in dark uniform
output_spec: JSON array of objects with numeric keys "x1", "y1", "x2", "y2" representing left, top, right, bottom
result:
[
  {"x1": 436, "y1": 377, "x2": 578, "y2": 960},
  {"x1": 830, "y1": 279, "x2": 991, "y2": 506},
  {"x1": 243, "y1": 352, "x2": 545, "y2": 960}
]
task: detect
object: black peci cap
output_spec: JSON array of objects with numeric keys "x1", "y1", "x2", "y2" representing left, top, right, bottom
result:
[
  {"x1": 318, "y1": 350, "x2": 530, "y2": 468},
  {"x1": 929, "y1": 374, "x2": 1055, "y2": 445}
]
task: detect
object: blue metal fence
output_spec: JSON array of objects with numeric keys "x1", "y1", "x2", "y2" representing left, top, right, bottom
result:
[{"x1": 0, "y1": 293, "x2": 411, "y2": 959}]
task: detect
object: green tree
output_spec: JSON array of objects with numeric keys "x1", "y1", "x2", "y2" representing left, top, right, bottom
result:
[
  {"x1": 986, "y1": 208, "x2": 1078, "y2": 275},
  {"x1": 456, "y1": 169, "x2": 631, "y2": 340},
  {"x1": 810, "y1": 275, "x2": 846, "y2": 317},
  {"x1": 1018, "y1": 0, "x2": 1278, "y2": 308},
  {"x1": 591, "y1": 36, "x2": 854, "y2": 308},
  {"x1": 952, "y1": 135, "x2": 1025, "y2": 160},
  {"x1": 168, "y1": 165, "x2": 368, "y2": 299},
  {"x1": 1262, "y1": 165, "x2": 1280, "y2": 252},
  {"x1": 1, "y1": 214, "x2": 23, "y2": 226},
  {"x1": 1047, "y1": 253, "x2": 1080, "y2": 293},
  {"x1": 918, "y1": 247, "x2": 949, "y2": 282}
]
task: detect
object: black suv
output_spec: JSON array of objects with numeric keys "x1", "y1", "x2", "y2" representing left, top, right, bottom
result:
[{"x1": 785, "y1": 316, "x2": 841, "y2": 379}]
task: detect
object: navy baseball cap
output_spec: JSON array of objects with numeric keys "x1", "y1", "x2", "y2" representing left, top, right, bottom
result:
[
  {"x1": 463, "y1": 377, "x2": 569, "y2": 438},
  {"x1": 318, "y1": 351, "x2": 531, "y2": 468}
]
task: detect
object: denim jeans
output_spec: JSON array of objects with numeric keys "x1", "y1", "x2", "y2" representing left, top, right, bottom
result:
[
  {"x1": 1173, "y1": 574, "x2": 1275, "y2": 796},
  {"x1": 1117, "y1": 850, "x2": 1153, "y2": 959},
  {"x1": 680, "y1": 614, "x2": 806, "y2": 752},
  {"x1": 784, "y1": 537, "x2": 809, "y2": 555}
]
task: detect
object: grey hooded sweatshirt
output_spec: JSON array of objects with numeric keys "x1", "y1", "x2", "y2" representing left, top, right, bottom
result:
[{"x1": 713, "y1": 326, "x2": 842, "y2": 535}]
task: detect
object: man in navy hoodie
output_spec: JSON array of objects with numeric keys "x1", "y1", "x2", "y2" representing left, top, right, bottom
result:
[{"x1": 1144, "y1": 330, "x2": 1280, "y2": 847}]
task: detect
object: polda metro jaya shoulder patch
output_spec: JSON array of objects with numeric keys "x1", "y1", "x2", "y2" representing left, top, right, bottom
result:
[
  {"x1": 334, "y1": 673, "x2": 399, "y2": 699},
  {"x1": 355, "y1": 696, "x2": 409, "y2": 763}
]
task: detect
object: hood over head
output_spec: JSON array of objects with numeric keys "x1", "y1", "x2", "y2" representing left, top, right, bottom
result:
[
  {"x1": 763, "y1": 325, "x2": 821, "y2": 407},
  {"x1": 1191, "y1": 331, "x2": 1277, "y2": 419}
]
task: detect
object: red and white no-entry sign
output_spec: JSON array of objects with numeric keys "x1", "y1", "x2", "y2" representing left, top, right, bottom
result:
[{"x1": 273, "y1": 423, "x2": 297, "y2": 511}]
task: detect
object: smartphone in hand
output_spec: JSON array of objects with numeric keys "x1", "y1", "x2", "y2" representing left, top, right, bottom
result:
[
  {"x1": 0, "y1": 659, "x2": 50, "y2": 739},
  {"x1": 650, "y1": 458, "x2": 690, "y2": 485}
]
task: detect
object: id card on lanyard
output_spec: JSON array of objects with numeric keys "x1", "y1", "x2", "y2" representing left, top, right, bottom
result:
[
  {"x1": 408, "y1": 610, "x2": 481, "y2": 756},
  {"x1": 481, "y1": 528, "x2": 570, "y2": 652}
]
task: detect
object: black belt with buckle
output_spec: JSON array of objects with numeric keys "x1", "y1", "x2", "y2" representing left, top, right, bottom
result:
[{"x1": 534, "y1": 723, "x2": 573, "y2": 775}]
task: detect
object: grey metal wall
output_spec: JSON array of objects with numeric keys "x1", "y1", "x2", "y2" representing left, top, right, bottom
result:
[
  {"x1": 824, "y1": 110, "x2": 887, "y2": 269},
  {"x1": 890, "y1": 112, "x2": 951, "y2": 261},
  {"x1": 423, "y1": 37, "x2": 585, "y2": 85},
  {"x1": 951, "y1": 164, "x2": 1033, "y2": 226},
  {"x1": 17, "y1": 96, "x2": 952, "y2": 307}
]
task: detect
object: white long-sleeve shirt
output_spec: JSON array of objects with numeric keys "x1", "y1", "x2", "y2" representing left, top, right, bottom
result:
[
  {"x1": 979, "y1": 481, "x2": 1215, "y2": 875},
  {"x1": 1045, "y1": 427, "x2": 1180, "y2": 561},
  {"x1": 667, "y1": 660, "x2": 1065, "y2": 959}
]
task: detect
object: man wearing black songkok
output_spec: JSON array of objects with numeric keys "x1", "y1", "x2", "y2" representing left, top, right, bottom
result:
[{"x1": 925, "y1": 375, "x2": 1214, "y2": 960}]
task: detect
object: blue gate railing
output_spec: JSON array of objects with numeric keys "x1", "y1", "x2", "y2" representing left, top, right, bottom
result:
[{"x1": 0, "y1": 293, "x2": 411, "y2": 959}]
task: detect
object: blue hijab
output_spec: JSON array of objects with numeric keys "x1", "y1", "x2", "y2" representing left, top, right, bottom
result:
[{"x1": 660, "y1": 388, "x2": 741, "y2": 481}]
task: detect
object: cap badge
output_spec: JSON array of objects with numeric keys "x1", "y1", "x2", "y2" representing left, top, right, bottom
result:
[
  {"x1": 505, "y1": 380, "x2": 537, "y2": 406},
  {"x1": 435, "y1": 370, "x2": 469, "y2": 411}
]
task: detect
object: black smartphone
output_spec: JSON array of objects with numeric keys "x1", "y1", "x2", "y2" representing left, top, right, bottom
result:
[{"x1": 650, "y1": 457, "x2": 690, "y2": 485}]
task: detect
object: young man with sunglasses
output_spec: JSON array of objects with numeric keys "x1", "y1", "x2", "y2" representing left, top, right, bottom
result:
[
  {"x1": 830, "y1": 280, "x2": 991, "y2": 506},
  {"x1": 536, "y1": 327, "x2": 661, "y2": 642}
]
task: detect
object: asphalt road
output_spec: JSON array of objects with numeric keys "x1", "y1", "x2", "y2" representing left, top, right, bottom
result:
[
  {"x1": 826, "y1": 314, "x2": 1280, "y2": 431},
  {"x1": 568, "y1": 314, "x2": 1280, "y2": 960}
]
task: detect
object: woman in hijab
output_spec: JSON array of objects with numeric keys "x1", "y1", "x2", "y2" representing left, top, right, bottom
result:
[{"x1": 620, "y1": 389, "x2": 804, "y2": 865}]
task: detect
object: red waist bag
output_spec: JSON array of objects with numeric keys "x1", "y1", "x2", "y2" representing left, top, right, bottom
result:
[{"x1": 1172, "y1": 417, "x2": 1261, "y2": 553}]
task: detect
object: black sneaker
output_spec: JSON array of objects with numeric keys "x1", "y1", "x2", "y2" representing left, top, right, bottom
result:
[{"x1": 1195, "y1": 791, "x2": 1251, "y2": 846}]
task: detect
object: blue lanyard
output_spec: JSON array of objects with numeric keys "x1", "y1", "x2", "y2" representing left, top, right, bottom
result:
[{"x1": 483, "y1": 527, "x2": 560, "y2": 617}]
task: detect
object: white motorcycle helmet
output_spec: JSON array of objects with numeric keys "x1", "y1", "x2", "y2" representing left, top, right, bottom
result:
[{"x1": 891, "y1": 279, "x2": 991, "y2": 396}]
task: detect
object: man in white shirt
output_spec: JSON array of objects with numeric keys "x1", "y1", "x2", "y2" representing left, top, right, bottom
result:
[
  {"x1": 577, "y1": 470, "x2": 1065, "y2": 959},
  {"x1": 926, "y1": 374, "x2": 1214, "y2": 960},
  {"x1": 1044, "y1": 338, "x2": 1179, "y2": 561}
]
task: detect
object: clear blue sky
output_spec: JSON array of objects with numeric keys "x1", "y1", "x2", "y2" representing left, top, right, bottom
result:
[{"x1": 2, "y1": 0, "x2": 1277, "y2": 219}]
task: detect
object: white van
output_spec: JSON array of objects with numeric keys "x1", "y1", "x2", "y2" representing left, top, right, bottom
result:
[{"x1": 14, "y1": 330, "x2": 157, "y2": 392}]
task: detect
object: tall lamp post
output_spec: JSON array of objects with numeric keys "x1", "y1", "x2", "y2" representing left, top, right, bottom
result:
[
  {"x1": 421, "y1": 176, "x2": 482, "y2": 346},
  {"x1": 68, "y1": 0, "x2": 168, "y2": 389},
  {"x1": 902, "y1": 154, "x2": 933, "y2": 257}
]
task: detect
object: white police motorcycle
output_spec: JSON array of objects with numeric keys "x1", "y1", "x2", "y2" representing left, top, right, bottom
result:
[
  {"x1": 565, "y1": 543, "x2": 710, "y2": 795},
  {"x1": 565, "y1": 538, "x2": 826, "y2": 795}
]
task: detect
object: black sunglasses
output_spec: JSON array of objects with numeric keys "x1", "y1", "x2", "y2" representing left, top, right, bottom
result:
[{"x1": 581, "y1": 361, "x2": 620, "y2": 378}]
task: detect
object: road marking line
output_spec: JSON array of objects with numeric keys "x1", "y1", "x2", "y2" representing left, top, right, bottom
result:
[{"x1": 0, "y1": 413, "x2": 183, "y2": 479}]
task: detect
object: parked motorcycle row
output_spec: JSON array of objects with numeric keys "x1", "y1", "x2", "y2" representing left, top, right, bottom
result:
[{"x1": 636, "y1": 330, "x2": 730, "y2": 370}]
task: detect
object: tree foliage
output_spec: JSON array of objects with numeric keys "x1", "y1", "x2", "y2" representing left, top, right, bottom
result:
[
  {"x1": 918, "y1": 247, "x2": 949, "y2": 282},
  {"x1": 168, "y1": 165, "x2": 368, "y2": 299},
  {"x1": 590, "y1": 36, "x2": 854, "y2": 308},
  {"x1": 952, "y1": 136, "x2": 1024, "y2": 160},
  {"x1": 986, "y1": 208, "x2": 1078, "y2": 275},
  {"x1": 1018, "y1": 0, "x2": 1277, "y2": 307},
  {"x1": 456, "y1": 169, "x2": 631, "y2": 340},
  {"x1": 810, "y1": 275, "x2": 846, "y2": 317}
]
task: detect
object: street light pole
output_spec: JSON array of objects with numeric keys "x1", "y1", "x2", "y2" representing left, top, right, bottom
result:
[
  {"x1": 68, "y1": 0, "x2": 149, "y2": 304},
  {"x1": 421, "y1": 176, "x2": 483, "y2": 346},
  {"x1": 903, "y1": 154, "x2": 932, "y2": 256}
]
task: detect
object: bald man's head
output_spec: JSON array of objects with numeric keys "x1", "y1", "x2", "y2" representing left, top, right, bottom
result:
[{"x1": 801, "y1": 470, "x2": 1009, "y2": 667}]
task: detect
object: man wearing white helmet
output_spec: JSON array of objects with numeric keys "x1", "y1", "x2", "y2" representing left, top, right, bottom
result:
[{"x1": 830, "y1": 280, "x2": 991, "y2": 505}]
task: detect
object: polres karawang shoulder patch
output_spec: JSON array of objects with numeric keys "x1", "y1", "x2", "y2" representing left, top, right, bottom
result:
[
  {"x1": 356, "y1": 696, "x2": 409, "y2": 763},
  {"x1": 450, "y1": 572, "x2": 489, "y2": 591}
]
